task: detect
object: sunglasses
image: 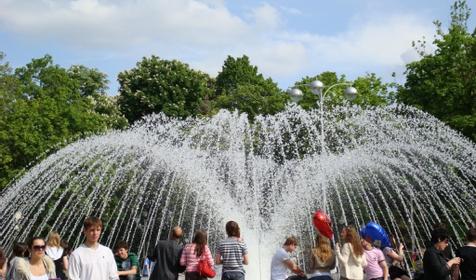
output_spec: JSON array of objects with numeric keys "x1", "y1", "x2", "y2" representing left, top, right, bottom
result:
[{"x1": 32, "y1": 245, "x2": 46, "y2": 251}]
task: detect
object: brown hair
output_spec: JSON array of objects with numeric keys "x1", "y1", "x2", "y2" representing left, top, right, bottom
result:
[
  {"x1": 193, "y1": 230, "x2": 208, "y2": 257},
  {"x1": 312, "y1": 235, "x2": 333, "y2": 263},
  {"x1": 467, "y1": 228, "x2": 476, "y2": 242},
  {"x1": 83, "y1": 216, "x2": 103, "y2": 230},
  {"x1": 46, "y1": 231, "x2": 61, "y2": 247},
  {"x1": 225, "y1": 221, "x2": 240, "y2": 238},
  {"x1": 170, "y1": 226, "x2": 183, "y2": 240},
  {"x1": 0, "y1": 248, "x2": 6, "y2": 268},
  {"x1": 12, "y1": 242, "x2": 29, "y2": 257},
  {"x1": 28, "y1": 237, "x2": 45, "y2": 248},
  {"x1": 344, "y1": 226, "x2": 364, "y2": 256},
  {"x1": 284, "y1": 236, "x2": 298, "y2": 246},
  {"x1": 113, "y1": 240, "x2": 129, "y2": 252}
]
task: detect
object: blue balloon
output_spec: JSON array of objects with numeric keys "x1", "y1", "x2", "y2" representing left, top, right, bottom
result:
[{"x1": 360, "y1": 222, "x2": 391, "y2": 249}]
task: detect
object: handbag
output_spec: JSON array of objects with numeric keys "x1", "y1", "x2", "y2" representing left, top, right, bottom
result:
[
  {"x1": 450, "y1": 264, "x2": 460, "y2": 280},
  {"x1": 198, "y1": 257, "x2": 216, "y2": 278}
]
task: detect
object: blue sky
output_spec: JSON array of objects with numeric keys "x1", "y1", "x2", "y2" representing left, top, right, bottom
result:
[{"x1": 1, "y1": 0, "x2": 475, "y2": 95}]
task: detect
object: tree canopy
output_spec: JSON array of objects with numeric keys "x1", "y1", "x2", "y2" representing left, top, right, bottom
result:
[
  {"x1": 214, "y1": 55, "x2": 288, "y2": 119},
  {"x1": 292, "y1": 71, "x2": 393, "y2": 110},
  {"x1": 398, "y1": 0, "x2": 476, "y2": 141},
  {"x1": 117, "y1": 56, "x2": 213, "y2": 123},
  {"x1": 0, "y1": 54, "x2": 127, "y2": 188}
]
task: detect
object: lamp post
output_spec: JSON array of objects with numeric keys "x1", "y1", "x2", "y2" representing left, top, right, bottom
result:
[
  {"x1": 287, "y1": 80, "x2": 357, "y2": 153},
  {"x1": 287, "y1": 81, "x2": 357, "y2": 218}
]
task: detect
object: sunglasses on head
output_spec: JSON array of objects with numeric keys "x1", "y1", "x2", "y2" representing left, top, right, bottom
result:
[{"x1": 32, "y1": 245, "x2": 46, "y2": 251}]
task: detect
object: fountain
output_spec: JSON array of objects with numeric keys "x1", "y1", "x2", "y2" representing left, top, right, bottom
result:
[{"x1": 0, "y1": 105, "x2": 475, "y2": 279}]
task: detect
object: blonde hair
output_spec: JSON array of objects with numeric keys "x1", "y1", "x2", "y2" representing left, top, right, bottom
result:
[
  {"x1": 312, "y1": 235, "x2": 333, "y2": 263},
  {"x1": 46, "y1": 231, "x2": 61, "y2": 247},
  {"x1": 344, "y1": 226, "x2": 364, "y2": 256}
]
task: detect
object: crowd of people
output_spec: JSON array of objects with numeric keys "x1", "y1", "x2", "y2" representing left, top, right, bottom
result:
[{"x1": 0, "y1": 217, "x2": 475, "y2": 280}]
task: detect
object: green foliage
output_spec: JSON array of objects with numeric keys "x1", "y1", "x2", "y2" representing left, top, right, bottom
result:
[
  {"x1": 214, "y1": 55, "x2": 288, "y2": 119},
  {"x1": 352, "y1": 73, "x2": 395, "y2": 106},
  {"x1": 117, "y1": 56, "x2": 213, "y2": 123},
  {"x1": 398, "y1": 0, "x2": 476, "y2": 141},
  {"x1": 293, "y1": 72, "x2": 392, "y2": 110},
  {"x1": 0, "y1": 54, "x2": 127, "y2": 188}
]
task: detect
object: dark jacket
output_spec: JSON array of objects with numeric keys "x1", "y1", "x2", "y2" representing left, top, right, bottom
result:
[
  {"x1": 423, "y1": 246, "x2": 450, "y2": 280},
  {"x1": 149, "y1": 240, "x2": 186, "y2": 280}
]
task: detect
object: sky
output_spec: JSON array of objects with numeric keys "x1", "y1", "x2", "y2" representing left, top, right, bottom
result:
[{"x1": 1, "y1": 0, "x2": 475, "y2": 95}]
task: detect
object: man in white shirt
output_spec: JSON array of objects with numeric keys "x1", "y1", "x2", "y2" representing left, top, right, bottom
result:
[
  {"x1": 69, "y1": 216, "x2": 119, "y2": 280},
  {"x1": 270, "y1": 236, "x2": 305, "y2": 280}
]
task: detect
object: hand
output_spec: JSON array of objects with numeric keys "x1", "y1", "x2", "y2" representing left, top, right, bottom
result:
[
  {"x1": 448, "y1": 257, "x2": 461, "y2": 266},
  {"x1": 399, "y1": 243, "x2": 404, "y2": 251}
]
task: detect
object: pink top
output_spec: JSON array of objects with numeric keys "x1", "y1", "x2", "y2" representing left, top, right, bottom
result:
[
  {"x1": 363, "y1": 247, "x2": 385, "y2": 279},
  {"x1": 180, "y1": 243, "x2": 214, "y2": 272}
]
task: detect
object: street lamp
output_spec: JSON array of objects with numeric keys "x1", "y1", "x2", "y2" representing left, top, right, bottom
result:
[{"x1": 287, "y1": 80, "x2": 358, "y2": 153}]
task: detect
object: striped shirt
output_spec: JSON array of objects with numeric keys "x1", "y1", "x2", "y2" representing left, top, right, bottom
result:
[
  {"x1": 180, "y1": 243, "x2": 214, "y2": 272},
  {"x1": 217, "y1": 237, "x2": 248, "y2": 273}
]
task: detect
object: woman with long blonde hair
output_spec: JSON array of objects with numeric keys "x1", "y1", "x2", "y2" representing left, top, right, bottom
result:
[
  {"x1": 45, "y1": 231, "x2": 68, "y2": 279},
  {"x1": 307, "y1": 234, "x2": 336, "y2": 280},
  {"x1": 336, "y1": 226, "x2": 367, "y2": 280}
]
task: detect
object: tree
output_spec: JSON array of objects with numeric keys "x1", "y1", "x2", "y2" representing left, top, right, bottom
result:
[
  {"x1": 293, "y1": 72, "x2": 392, "y2": 110},
  {"x1": 214, "y1": 55, "x2": 288, "y2": 119},
  {"x1": 0, "y1": 54, "x2": 127, "y2": 188},
  {"x1": 398, "y1": 0, "x2": 476, "y2": 141},
  {"x1": 117, "y1": 56, "x2": 213, "y2": 123}
]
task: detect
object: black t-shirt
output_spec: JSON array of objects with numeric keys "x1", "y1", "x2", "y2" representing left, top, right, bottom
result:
[{"x1": 456, "y1": 245, "x2": 476, "y2": 280}]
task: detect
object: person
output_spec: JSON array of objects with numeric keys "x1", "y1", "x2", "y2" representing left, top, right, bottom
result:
[
  {"x1": 11, "y1": 237, "x2": 56, "y2": 280},
  {"x1": 114, "y1": 240, "x2": 141, "y2": 280},
  {"x1": 270, "y1": 236, "x2": 305, "y2": 280},
  {"x1": 68, "y1": 216, "x2": 118, "y2": 280},
  {"x1": 382, "y1": 237, "x2": 409, "y2": 280},
  {"x1": 423, "y1": 227, "x2": 461, "y2": 280},
  {"x1": 456, "y1": 227, "x2": 476, "y2": 280},
  {"x1": 6, "y1": 242, "x2": 29, "y2": 280},
  {"x1": 180, "y1": 229, "x2": 214, "y2": 280},
  {"x1": 141, "y1": 255, "x2": 152, "y2": 278},
  {"x1": 149, "y1": 226, "x2": 186, "y2": 280},
  {"x1": 0, "y1": 248, "x2": 6, "y2": 280},
  {"x1": 45, "y1": 231, "x2": 68, "y2": 280},
  {"x1": 361, "y1": 236, "x2": 388, "y2": 280},
  {"x1": 336, "y1": 225, "x2": 366, "y2": 280},
  {"x1": 215, "y1": 221, "x2": 249, "y2": 280},
  {"x1": 307, "y1": 234, "x2": 336, "y2": 280},
  {"x1": 59, "y1": 240, "x2": 72, "y2": 280}
]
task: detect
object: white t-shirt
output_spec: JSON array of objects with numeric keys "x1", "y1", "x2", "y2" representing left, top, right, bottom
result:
[
  {"x1": 30, "y1": 274, "x2": 48, "y2": 280},
  {"x1": 68, "y1": 243, "x2": 118, "y2": 280},
  {"x1": 270, "y1": 247, "x2": 290, "y2": 280}
]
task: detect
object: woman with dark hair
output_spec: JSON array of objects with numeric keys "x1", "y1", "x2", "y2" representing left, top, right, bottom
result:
[
  {"x1": 336, "y1": 226, "x2": 366, "y2": 280},
  {"x1": 6, "y1": 242, "x2": 29, "y2": 280},
  {"x1": 180, "y1": 230, "x2": 214, "y2": 280},
  {"x1": 215, "y1": 221, "x2": 248, "y2": 280},
  {"x1": 11, "y1": 237, "x2": 56, "y2": 280},
  {"x1": 456, "y1": 228, "x2": 476, "y2": 280},
  {"x1": 423, "y1": 228, "x2": 461, "y2": 280},
  {"x1": 307, "y1": 234, "x2": 336, "y2": 280}
]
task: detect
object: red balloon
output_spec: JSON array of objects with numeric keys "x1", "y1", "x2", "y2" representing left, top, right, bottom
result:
[{"x1": 313, "y1": 210, "x2": 333, "y2": 240}]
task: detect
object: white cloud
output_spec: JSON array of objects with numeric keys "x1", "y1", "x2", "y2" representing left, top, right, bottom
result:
[
  {"x1": 0, "y1": 1, "x2": 436, "y2": 85},
  {"x1": 276, "y1": 13, "x2": 435, "y2": 79},
  {"x1": 0, "y1": 0, "x2": 248, "y2": 49},
  {"x1": 251, "y1": 3, "x2": 281, "y2": 30}
]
